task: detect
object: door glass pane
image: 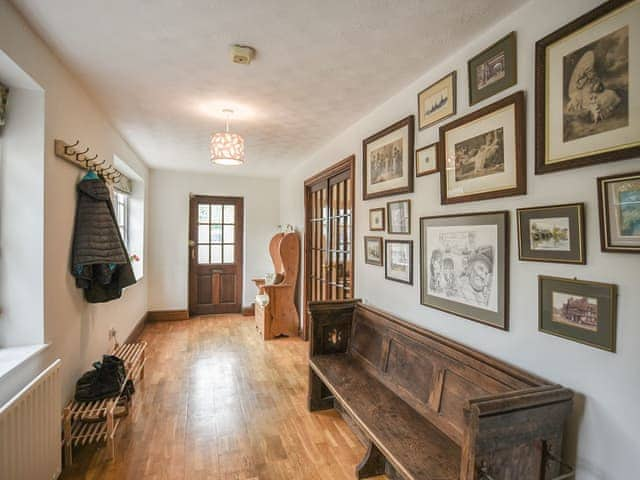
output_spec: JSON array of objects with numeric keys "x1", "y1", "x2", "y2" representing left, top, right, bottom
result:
[
  {"x1": 223, "y1": 225, "x2": 235, "y2": 244},
  {"x1": 198, "y1": 225, "x2": 209, "y2": 243},
  {"x1": 211, "y1": 245, "x2": 222, "y2": 263},
  {"x1": 198, "y1": 245, "x2": 209, "y2": 264},
  {"x1": 223, "y1": 244, "x2": 235, "y2": 263},
  {"x1": 211, "y1": 205, "x2": 223, "y2": 223},
  {"x1": 223, "y1": 205, "x2": 235, "y2": 224},
  {"x1": 198, "y1": 204, "x2": 210, "y2": 223},
  {"x1": 211, "y1": 225, "x2": 222, "y2": 243}
]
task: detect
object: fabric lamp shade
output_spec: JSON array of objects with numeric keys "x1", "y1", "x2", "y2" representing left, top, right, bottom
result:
[{"x1": 210, "y1": 131, "x2": 245, "y2": 166}]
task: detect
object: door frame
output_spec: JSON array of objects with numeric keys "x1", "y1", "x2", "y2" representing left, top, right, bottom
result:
[
  {"x1": 302, "y1": 155, "x2": 355, "y2": 340},
  {"x1": 188, "y1": 194, "x2": 244, "y2": 316}
]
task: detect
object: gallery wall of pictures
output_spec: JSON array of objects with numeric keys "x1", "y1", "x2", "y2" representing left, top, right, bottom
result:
[{"x1": 280, "y1": 2, "x2": 640, "y2": 477}]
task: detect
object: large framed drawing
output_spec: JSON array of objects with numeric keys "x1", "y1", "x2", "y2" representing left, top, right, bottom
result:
[
  {"x1": 598, "y1": 170, "x2": 640, "y2": 253},
  {"x1": 468, "y1": 32, "x2": 517, "y2": 106},
  {"x1": 439, "y1": 91, "x2": 526, "y2": 204},
  {"x1": 539, "y1": 275, "x2": 617, "y2": 352},
  {"x1": 535, "y1": 0, "x2": 640, "y2": 174},
  {"x1": 363, "y1": 116, "x2": 414, "y2": 200},
  {"x1": 517, "y1": 203, "x2": 586, "y2": 264},
  {"x1": 420, "y1": 211, "x2": 509, "y2": 329},
  {"x1": 418, "y1": 72, "x2": 457, "y2": 130},
  {"x1": 385, "y1": 240, "x2": 413, "y2": 285}
]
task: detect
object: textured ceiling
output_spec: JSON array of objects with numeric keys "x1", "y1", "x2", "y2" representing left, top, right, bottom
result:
[{"x1": 12, "y1": 0, "x2": 526, "y2": 177}]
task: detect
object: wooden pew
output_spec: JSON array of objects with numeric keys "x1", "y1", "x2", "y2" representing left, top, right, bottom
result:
[{"x1": 308, "y1": 300, "x2": 573, "y2": 480}]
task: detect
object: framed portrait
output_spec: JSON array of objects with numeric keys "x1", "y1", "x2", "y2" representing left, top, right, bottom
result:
[
  {"x1": 535, "y1": 0, "x2": 640, "y2": 174},
  {"x1": 416, "y1": 142, "x2": 439, "y2": 177},
  {"x1": 517, "y1": 203, "x2": 586, "y2": 264},
  {"x1": 468, "y1": 31, "x2": 517, "y2": 106},
  {"x1": 539, "y1": 275, "x2": 617, "y2": 352},
  {"x1": 420, "y1": 211, "x2": 509, "y2": 329},
  {"x1": 387, "y1": 199, "x2": 411, "y2": 234},
  {"x1": 598, "y1": 170, "x2": 640, "y2": 253},
  {"x1": 385, "y1": 240, "x2": 413, "y2": 284},
  {"x1": 0, "y1": 83, "x2": 8, "y2": 128},
  {"x1": 439, "y1": 91, "x2": 526, "y2": 204},
  {"x1": 418, "y1": 71, "x2": 456, "y2": 130},
  {"x1": 363, "y1": 116, "x2": 414, "y2": 200},
  {"x1": 369, "y1": 208, "x2": 385, "y2": 231},
  {"x1": 364, "y1": 236, "x2": 383, "y2": 266}
]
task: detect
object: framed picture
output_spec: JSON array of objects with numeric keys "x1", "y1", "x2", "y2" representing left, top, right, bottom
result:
[
  {"x1": 598, "y1": 170, "x2": 640, "y2": 253},
  {"x1": 363, "y1": 116, "x2": 414, "y2": 200},
  {"x1": 539, "y1": 275, "x2": 617, "y2": 352},
  {"x1": 369, "y1": 208, "x2": 385, "y2": 231},
  {"x1": 439, "y1": 91, "x2": 526, "y2": 204},
  {"x1": 535, "y1": 0, "x2": 640, "y2": 174},
  {"x1": 420, "y1": 211, "x2": 509, "y2": 329},
  {"x1": 0, "y1": 83, "x2": 8, "y2": 128},
  {"x1": 385, "y1": 240, "x2": 413, "y2": 284},
  {"x1": 387, "y1": 199, "x2": 411, "y2": 234},
  {"x1": 418, "y1": 71, "x2": 456, "y2": 130},
  {"x1": 364, "y1": 236, "x2": 383, "y2": 266},
  {"x1": 517, "y1": 203, "x2": 586, "y2": 264},
  {"x1": 468, "y1": 32, "x2": 517, "y2": 106},
  {"x1": 416, "y1": 142, "x2": 439, "y2": 177}
]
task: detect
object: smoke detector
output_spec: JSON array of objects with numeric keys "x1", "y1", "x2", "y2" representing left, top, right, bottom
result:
[{"x1": 230, "y1": 45, "x2": 256, "y2": 65}]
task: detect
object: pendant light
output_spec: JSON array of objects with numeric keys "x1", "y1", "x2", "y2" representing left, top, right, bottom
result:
[{"x1": 210, "y1": 109, "x2": 245, "y2": 166}]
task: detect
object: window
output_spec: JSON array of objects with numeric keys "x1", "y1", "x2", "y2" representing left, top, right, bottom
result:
[
  {"x1": 113, "y1": 191, "x2": 129, "y2": 246},
  {"x1": 197, "y1": 203, "x2": 236, "y2": 264}
]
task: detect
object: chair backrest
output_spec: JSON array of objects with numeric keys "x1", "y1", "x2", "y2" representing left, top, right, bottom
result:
[{"x1": 268, "y1": 232, "x2": 300, "y2": 286}]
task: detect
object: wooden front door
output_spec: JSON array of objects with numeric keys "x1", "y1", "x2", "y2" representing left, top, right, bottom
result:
[
  {"x1": 303, "y1": 155, "x2": 355, "y2": 339},
  {"x1": 189, "y1": 195, "x2": 243, "y2": 315}
]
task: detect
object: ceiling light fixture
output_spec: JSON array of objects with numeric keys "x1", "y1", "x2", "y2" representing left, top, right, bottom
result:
[{"x1": 210, "y1": 109, "x2": 245, "y2": 166}]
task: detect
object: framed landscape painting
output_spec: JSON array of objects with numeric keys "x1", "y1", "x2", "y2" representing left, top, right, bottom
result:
[
  {"x1": 539, "y1": 275, "x2": 617, "y2": 352},
  {"x1": 420, "y1": 211, "x2": 509, "y2": 329},
  {"x1": 535, "y1": 0, "x2": 640, "y2": 174},
  {"x1": 439, "y1": 91, "x2": 526, "y2": 204},
  {"x1": 369, "y1": 207, "x2": 385, "y2": 231},
  {"x1": 364, "y1": 236, "x2": 383, "y2": 266},
  {"x1": 517, "y1": 203, "x2": 586, "y2": 264},
  {"x1": 416, "y1": 142, "x2": 439, "y2": 177},
  {"x1": 385, "y1": 240, "x2": 413, "y2": 284},
  {"x1": 598, "y1": 170, "x2": 640, "y2": 253},
  {"x1": 363, "y1": 116, "x2": 414, "y2": 200},
  {"x1": 468, "y1": 32, "x2": 517, "y2": 106},
  {"x1": 387, "y1": 199, "x2": 411, "y2": 234},
  {"x1": 418, "y1": 72, "x2": 456, "y2": 130}
]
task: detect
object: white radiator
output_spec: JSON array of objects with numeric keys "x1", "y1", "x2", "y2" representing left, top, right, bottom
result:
[{"x1": 0, "y1": 359, "x2": 62, "y2": 480}]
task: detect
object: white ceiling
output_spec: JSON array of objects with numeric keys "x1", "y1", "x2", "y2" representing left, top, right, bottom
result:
[{"x1": 12, "y1": 0, "x2": 526, "y2": 177}]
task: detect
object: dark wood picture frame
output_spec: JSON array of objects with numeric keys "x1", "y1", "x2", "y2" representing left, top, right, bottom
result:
[
  {"x1": 420, "y1": 211, "x2": 509, "y2": 330},
  {"x1": 539, "y1": 275, "x2": 617, "y2": 352},
  {"x1": 535, "y1": 0, "x2": 640, "y2": 174},
  {"x1": 468, "y1": 31, "x2": 517, "y2": 106},
  {"x1": 415, "y1": 142, "x2": 439, "y2": 177},
  {"x1": 363, "y1": 115, "x2": 414, "y2": 200},
  {"x1": 387, "y1": 199, "x2": 411, "y2": 235},
  {"x1": 439, "y1": 90, "x2": 526, "y2": 205},
  {"x1": 417, "y1": 71, "x2": 457, "y2": 130},
  {"x1": 364, "y1": 236, "x2": 383, "y2": 266},
  {"x1": 385, "y1": 239, "x2": 413, "y2": 285},
  {"x1": 597, "y1": 170, "x2": 640, "y2": 253},
  {"x1": 368, "y1": 207, "x2": 385, "y2": 231},
  {"x1": 517, "y1": 203, "x2": 586, "y2": 264}
]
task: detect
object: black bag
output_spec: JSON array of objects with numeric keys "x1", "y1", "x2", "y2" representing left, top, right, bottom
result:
[{"x1": 74, "y1": 355, "x2": 134, "y2": 402}]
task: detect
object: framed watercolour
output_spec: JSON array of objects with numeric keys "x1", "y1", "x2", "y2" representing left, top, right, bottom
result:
[
  {"x1": 539, "y1": 275, "x2": 617, "y2": 352},
  {"x1": 385, "y1": 240, "x2": 413, "y2": 284},
  {"x1": 468, "y1": 31, "x2": 517, "y2": 106},
  {"x1": 439, "y1": 91, "x2": 526, "y2": 204},
  {"x1": 364, "y1": 236, "x2": 383, "y2": 266},
  {"x1": 420, "y1": 211, "x2": 509, "y2": 329},
  {"x1": 598, "y1": 170, "x2": 640, "y2": 253},
  {"x1": 363, "y1": 116, "x2": 414, "y2": 200},
  {"x1": 517, "y1": 203, "x2": 586, "y2": 264},
  {"x1": 369, "y1": 208, "x2": 385, "y2": 231},
  {"x1": 535, "y1": 0, "x2": 640, "y2": 174},
  {"x1": 416, "y1": 142, "x2": 439, "y2": 177},
  {"x1": 387, "y1": 199, "x2": 411, "y2": 234},
  {"x1": 0, "y1": 83, "x2": 8, "y2": 128},
  {"x1": 418, "y1": 71, "x2": 456, "y2": 130}
]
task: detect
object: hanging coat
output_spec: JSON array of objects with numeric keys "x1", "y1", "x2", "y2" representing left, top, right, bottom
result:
[{"x1": 71, "y1": 171, "x2": 136, "y2": 303}]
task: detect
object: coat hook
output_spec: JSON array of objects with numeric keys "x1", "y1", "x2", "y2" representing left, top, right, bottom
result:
[
  {"x1": 92, "y1": 159, "x2": 106, "y2": 172},
  {"x1": 75, "y1": 147, "x2": 90, "y2": 162},
  {"x1": 64, "y1": 140, "x2": 80, "y2": 155},
  {"x1": 84, "y1": 154, "x2": 98, "y2": 168}
]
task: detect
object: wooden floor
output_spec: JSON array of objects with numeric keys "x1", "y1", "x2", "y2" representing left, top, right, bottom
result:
[{"x1": 62, "y1": 315, "x2": 384, "y2": 480}]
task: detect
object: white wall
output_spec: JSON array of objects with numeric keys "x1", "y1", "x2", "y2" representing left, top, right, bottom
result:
[
  {"x1": 280, "y1": 0, "x2": 640, "y2": 478},
  {"x1": 148, "y1": 170, "x2": 280, "y2": 310},
  {"x1": 0, "y1": 0, "x2": 149, "y2": 403}
]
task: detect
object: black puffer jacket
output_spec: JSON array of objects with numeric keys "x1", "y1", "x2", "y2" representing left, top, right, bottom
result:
[{"x1": 71, "y1": 172, "x2": 136, "y2": 303}]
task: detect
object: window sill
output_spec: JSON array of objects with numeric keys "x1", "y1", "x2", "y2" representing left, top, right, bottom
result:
[{"x1": 0, "y1": 344, "x2": 49, "y2": 381}]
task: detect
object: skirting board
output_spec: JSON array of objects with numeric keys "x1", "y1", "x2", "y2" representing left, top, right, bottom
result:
[
  {"x1": 147, "y1": 309, "x2": 190, "y2": 322},
  {"x1": 124, "y1": 313, "x2": 147, "y2": 343},
  {"x1": 242, "y1": 304, "x2": 255, "y2": 316}
]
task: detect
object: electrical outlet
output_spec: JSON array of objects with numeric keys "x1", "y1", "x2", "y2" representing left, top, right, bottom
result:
[{"x1": 108, "y1": 327, "x2": 117, "y2": 341}]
